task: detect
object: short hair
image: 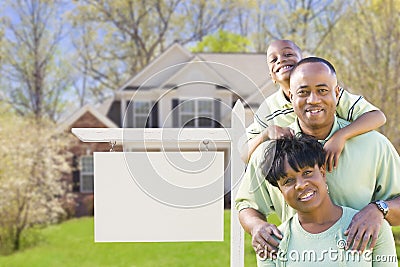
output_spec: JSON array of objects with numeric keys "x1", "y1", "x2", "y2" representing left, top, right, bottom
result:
[
  {"x1": 261, "y1": 134, "x2": 326, "y2": 188},
  {"x1": 266, "y1": 39, "x2": 302, "y2": 56},
  {"x1": 290, "y1": 57, "x2": 336, "y2": 78}
]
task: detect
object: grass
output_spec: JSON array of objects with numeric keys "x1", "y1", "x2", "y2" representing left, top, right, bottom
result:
[{"x1": 0, "y1": 212, "x2": 398, "y2": 267}]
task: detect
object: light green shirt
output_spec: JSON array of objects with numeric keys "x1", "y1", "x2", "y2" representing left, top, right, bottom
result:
[
  {"x1": 246, "y1": 87, "x2": 379, "y2": 140},
  {"x1": 258, "y1": 207, "x2": 398, "y2": 267},
  {"x1": 235, "y1": 117, "x2": 400, "y2": 222}
]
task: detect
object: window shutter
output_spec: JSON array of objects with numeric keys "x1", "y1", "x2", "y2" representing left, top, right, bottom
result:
[
  {"x1": 148, "y1": 101, "x2": 158, "y2": 128},
  {"x1": 72, "y1": 170, "x2": 80, "y2": 192},
  {"x1": 172, "y1": 99, "x2": 179, "y2": 127},
  {"x1": 126, "y1": 101, "x2": 134, "y2": 128},
  {"x1": 214, "y1": 98, "x2": 221, "y2": 128}
]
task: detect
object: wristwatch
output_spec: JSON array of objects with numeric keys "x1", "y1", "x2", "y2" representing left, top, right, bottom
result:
[{"x1": 374, "y1": 200, "x2": 389, "y2": 217}]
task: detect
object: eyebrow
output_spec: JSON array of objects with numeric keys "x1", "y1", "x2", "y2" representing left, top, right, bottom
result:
[
  {"x1": 296, "y1": 83, "x2": 329, "y2": 89},
  {"x1": 267, "y1": 47, "x2": 295, "y2": 58},
  {"x1": 316, "y1": 83, "x2": 329, "y2": 87}
]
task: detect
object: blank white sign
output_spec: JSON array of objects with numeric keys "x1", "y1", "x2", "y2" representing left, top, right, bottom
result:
[{"x1": 94, "y1": 152, "x2": 224, "y2": 242}]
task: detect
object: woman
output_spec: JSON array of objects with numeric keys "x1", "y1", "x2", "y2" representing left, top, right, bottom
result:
[{"x1": 257, "y1": 135, "x2": 397, "y2": 266}]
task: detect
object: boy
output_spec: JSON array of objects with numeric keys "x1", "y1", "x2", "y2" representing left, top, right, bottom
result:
[{"x1": 241, "y1": 40, "x2": 386, "y2": 173}]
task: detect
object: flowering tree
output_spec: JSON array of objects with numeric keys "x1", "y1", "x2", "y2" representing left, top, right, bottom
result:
[{"x1": 0, "y1": 105, "x2": 73, "y2": 254}]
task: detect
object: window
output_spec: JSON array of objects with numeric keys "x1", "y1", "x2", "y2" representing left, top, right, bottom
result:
[
  {"x1": 80, "y1": 156, "x2": 94, "y2": 193},
  {"x1": 125, "y1": 101, "x2": 157, "y2": 128},
  {"x1": 133, "y1": 102, "x2": 151, "y2": 127},
  {"x1": 179, "y1": 99, "x2": 214, "y2": 128}
]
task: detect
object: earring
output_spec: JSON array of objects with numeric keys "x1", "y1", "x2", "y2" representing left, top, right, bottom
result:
[{"x1": 326, "y1": 184, "x2": 329, "y2": 194}]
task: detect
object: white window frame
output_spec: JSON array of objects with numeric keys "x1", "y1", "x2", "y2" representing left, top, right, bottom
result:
[
  {"x1": 179, "y1": 99, "x2": 214, "y2": 128},
  {"x1": 133, "y1": 101, "x2": 152, "y2": 128},
  {"x1": 80, "y1": 156, "x2": 94, "y2": 193},
  {"x1": 125, "y1": 100, "x2": 153, "y2": 128}
]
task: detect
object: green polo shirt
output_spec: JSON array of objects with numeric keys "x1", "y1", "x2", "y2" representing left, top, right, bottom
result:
[
  {"x1": 258, "y1": 207, "x2": 398, "y2": 267},
  {"x1": 246, "y1": 88, "x2": 379, "y2": 140},
  {"x1": 236, "y1": 117, "x2": 400, "y2": 222}
]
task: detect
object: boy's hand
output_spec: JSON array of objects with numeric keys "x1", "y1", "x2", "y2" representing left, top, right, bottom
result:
[
  {"x1": 264, "y1": 126, "x2": 294, "y2": 141},
  {"x1": 323, "y1": 132, "x2": 346, "y2": 172}
]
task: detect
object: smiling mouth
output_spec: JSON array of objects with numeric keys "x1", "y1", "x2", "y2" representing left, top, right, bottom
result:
[
  {"x1": 306, "y1": 108, "x2": 324, "y2": 114},
  {"x1": 298, "y1": 190, "x2": 315, "y2": 201},
  {"x1": 277, "y1": 65, "x2": 293, "y2": 73}
]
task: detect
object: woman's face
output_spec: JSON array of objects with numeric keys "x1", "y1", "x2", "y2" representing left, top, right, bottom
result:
[{"x1": 277, "y1": 161, "x2": 328, "y2": 213}]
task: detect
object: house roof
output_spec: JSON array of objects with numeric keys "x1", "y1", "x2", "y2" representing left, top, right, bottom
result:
[
  {"x1": 57, "y1": 104, "x2": 118, "y2": 132},
  {"x1": 196, "y1": 52, "x2": 269, "y2": 89},
  {"x1": 118, "y1": 43, "x2": 273, "y2": 103}
]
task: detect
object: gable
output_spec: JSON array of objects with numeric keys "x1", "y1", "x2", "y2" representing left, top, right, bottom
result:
[
  {"x1": 71, "y1": 111, "x2": 111, "y2": 128},
  {"x1": 119, "y1": 43, "x2": 193, "y2": 91}
]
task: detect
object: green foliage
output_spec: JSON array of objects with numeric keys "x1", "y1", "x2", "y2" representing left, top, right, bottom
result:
[
  {"x1": 318, "y1": 0, "x2": 400, "y2": 151},
  {"x1": 191, "y1": 30, "x2": 252, "y2": 53}
]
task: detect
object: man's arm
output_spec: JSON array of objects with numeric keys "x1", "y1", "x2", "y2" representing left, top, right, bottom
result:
[
  {"x1": 345, "y1": 195, "x2": 400, "y2": 251},
  {"x1": 385, "y1": 195, "x2": 400, "y2": 225},
  {"x1": 239, "y1": 208, "x2": 282, "y2": 257}
]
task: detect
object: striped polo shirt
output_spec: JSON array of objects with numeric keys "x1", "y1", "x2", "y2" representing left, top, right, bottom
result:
[{"x1": 246, "y1": 88, "x2": 379, "y2": 140}]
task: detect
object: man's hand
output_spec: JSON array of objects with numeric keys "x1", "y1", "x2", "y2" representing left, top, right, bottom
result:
[
  {"x1": 344, "y1": 203, "x2": 384, "y2": 251},
  {"x1": 239, "y1": 208, "x2": 283, "y2": 259},
  {"x1": 251, "y1": 220, "x2": 283, "y2": 260}
]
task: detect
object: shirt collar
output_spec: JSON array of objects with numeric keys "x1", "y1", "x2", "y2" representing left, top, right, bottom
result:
[
  {"x1": 277, "y1": 88, "x2": 292, "y2": 109},
  {"x1": 292, "y1": 116, "x2": 341, "y2": 145}
]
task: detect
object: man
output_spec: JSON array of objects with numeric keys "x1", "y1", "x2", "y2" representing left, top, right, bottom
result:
[
  {"x1": 242, "y1": 40, "x2": 386, "y2": 172},
  {"x1": 235, "y1": 57, "x2": 400, "y2": 259}
]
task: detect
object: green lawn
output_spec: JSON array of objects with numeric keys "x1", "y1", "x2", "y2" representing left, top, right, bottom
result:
[{"x1": 0, "y1": 212, "x2": 398, "y2": 267}]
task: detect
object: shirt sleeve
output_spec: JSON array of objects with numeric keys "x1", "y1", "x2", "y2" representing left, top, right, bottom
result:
[
  {"x1": 370, "y1": 220, "x2": 398, "y2": 266},
  {"x1": 372, "y1": 135, "x2": 400, "y2": 202},
  {"x1": 234, "y1": 142, "x2": 275, "y2": 217},
  {"x1": 246, "y1": 101, "x2": 271, "y2": 140},
  {"x1": 336, "y1": 88, "x2": 379, "y2": 122}
]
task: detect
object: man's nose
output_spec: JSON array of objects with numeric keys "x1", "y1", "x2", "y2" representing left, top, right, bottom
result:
[{"x1": 307, "y1": 91, "x2": 321, "y2": 104}]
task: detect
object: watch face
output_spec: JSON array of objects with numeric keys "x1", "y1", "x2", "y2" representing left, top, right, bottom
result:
[{"x1": 380, "y1": 201, "x2": 389, "y2": 209}]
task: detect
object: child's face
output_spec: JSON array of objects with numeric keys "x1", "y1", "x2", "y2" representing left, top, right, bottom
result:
[
  {"x1": 266, "y1": 40, "x2": 302, "y2": 85},
  {"x1": 277, "y1": 161, "x2": 327, "y2": 213}
]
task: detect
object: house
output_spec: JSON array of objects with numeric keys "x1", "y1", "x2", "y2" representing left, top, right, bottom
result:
[{"x1": 60, "y1": 43, "x2": 276, "y2": 216}]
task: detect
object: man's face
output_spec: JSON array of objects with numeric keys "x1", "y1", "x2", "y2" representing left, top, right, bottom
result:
[
  {"x1": 266, "y1": 40, "x2": 302, "y2": 84},
  {"x1": 289, "y1": 62, "x2": 340, "y2": 132}
]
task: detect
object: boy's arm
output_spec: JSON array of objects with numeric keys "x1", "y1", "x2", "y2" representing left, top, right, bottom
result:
[
  {"x1": 324, "y1": 110, "x2": 386, "y2": 171},
  {"x1": 241, "y1": 126, "x2": 294, "y2": 163}
]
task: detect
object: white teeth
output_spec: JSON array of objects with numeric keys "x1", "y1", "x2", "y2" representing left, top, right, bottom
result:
[
  {"x1": 278, "y1": 66, "x2": 292, "y2": 72},
  {"x1": 300, "y1": 191, "x2": 314, "y2": 200},
  {"x1": 307, "y1": 109, "x2": 322, "y2": 114}
]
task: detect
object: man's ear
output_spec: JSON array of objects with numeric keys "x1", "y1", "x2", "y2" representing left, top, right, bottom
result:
[
  {"x1": 289, "y1": 90, "x2": 293, "y2": 101},
  {"x1": 334, "y1": 85, "x2": 340, "y2": 101}
]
